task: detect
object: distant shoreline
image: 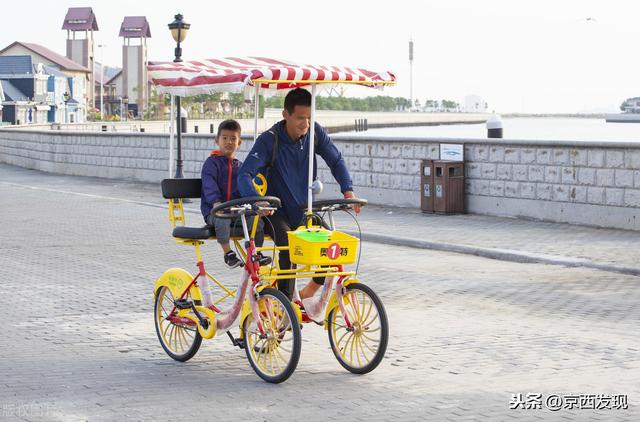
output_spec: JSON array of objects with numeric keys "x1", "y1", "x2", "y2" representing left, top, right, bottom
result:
[{"x1": 503, "y1": 113, "x2": 607, "y2": 119}]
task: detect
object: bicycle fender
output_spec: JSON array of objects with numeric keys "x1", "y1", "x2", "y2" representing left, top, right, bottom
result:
[
  {"x1": 323, "y1": 278, "x2": 358, "y2": 330},
  {"x1": 238, "y1": 300, "x2": 252, "y2": 339},
  {"x1": 154, "y1": 268, "x2": 202, "y2": 301}
]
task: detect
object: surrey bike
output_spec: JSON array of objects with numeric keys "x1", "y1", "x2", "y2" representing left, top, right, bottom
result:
[
  {"x1": 147, "y1": 55, "x2": 395, "y2": 375},
  {"x1": 153, "y1": 178, "x2": 301, "y2": 383}
]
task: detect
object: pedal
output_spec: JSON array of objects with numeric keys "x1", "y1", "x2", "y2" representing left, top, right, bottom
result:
[
  {"x1": 226, "y1": 331, "x2": 245, "y2": 349},
  {"x1": 174, "y1": 299, "x2": 193, "y2": 310}
]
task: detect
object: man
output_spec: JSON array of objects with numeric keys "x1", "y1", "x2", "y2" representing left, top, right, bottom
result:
[{"x1": 238, "y1": 88, "x2": 359, "y2": 300}]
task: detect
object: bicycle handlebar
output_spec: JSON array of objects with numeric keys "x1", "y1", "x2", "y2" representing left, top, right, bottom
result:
[
  {"x1": 211, "y1": 196, "x2": 281, "y2": 219},
  {"x1": 303, "y1": 198, "x2": 368, "y2": 212}
]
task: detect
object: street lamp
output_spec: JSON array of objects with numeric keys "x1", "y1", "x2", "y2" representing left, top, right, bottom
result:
[
  {"x1": 63, "y1": 91, "x2": 70, "y2": 124},
  {"x1": 98, "y1": 44, "x2": 106, "y2": 120},
  {"x1": 168, "y1": 13, "x2": 190, "y2": 178}
]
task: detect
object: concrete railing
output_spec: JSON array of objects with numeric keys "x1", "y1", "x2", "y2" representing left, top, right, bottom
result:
[
  {"x1": 2, "y1": 110, "x2": 488, "y2": 135},
  {"x1": 1, "y1": 129, "x2": 639, "y2": 230}
]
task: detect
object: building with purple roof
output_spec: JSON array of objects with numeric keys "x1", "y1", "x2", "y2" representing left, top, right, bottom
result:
[
  {"x1": 62, "y1": 7, "x2": 98, "y2": 111},
  {"x1": 119, "y1": 16, "x2": 151, "y2": 118}
]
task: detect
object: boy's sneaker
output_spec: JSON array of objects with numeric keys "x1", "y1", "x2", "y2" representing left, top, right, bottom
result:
[
  {"x1": 256, "y1": 252, "x2": 272, "y2": 266},
  {"x1": 224, "y1": 251, "x2": 243, "y2": 268}
]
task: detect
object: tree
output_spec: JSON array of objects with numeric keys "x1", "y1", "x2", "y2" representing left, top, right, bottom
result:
[{"x1": 228, "y1": 93, "x2": 245, "y2": 116}]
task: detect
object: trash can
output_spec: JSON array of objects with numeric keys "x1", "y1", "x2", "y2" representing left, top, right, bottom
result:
[
  {"x1": 420, "y1": 160, "x2": 434, "y2": 213},
  {"x1": 433, "y1": 160, "x2": 465, "y2": 214}
]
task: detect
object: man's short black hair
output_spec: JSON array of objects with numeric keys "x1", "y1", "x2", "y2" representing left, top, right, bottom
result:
[
  {"x1": 284, "y1": 88, "x2": 311, "y2": 114},
  {"x1": 216, "y1": 119, "x2": 241, "y2": 137}
]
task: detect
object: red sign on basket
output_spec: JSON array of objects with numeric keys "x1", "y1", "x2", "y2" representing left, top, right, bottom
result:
[{"x1": 327, "y1": 243, "x2": 342, "y2": 260}]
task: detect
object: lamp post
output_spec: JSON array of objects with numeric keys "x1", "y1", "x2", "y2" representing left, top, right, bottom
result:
[
  {"x1": 98, "y1": 44, "x2": 106, "y2": 120},
  {"x1": 63, "y1": 91, "x2": 70, "y2": 124},
  {"x1": 168, "y1": 13, "x2": 190, "y2": 178}
]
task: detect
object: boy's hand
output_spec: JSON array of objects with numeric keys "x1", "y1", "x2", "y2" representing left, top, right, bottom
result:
[{"x1": 343, "y1": 191, "x2": 361, "y2": 215}]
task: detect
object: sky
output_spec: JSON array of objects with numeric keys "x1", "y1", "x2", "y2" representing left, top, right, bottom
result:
[{"x1": 2, "y1": 0, "x2": 638, "y2": 113}]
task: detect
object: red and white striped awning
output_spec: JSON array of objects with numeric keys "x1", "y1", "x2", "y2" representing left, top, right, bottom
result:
[{"x1": 147, "y1": 56, "x2": 396, "y2": 96}]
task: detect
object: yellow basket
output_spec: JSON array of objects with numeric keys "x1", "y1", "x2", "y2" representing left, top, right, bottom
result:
[{"x1": 287, "y1": 227, "x2": 359, "y2": 266}]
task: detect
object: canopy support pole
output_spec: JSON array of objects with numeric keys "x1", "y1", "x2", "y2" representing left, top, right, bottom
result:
[
  {"x1": 253, "y1": 84, "x2": 260, "y2": 141},
  {"x1": 168, "y1": 95, "x2": 175, "y2": 178},
  {"x1": 307, "y1": 84, "x2": 317, "y2": 225}
]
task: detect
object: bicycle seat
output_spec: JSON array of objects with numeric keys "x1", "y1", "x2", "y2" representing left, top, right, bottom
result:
[{"x1": 172, "y1": 225, "x2": 216, "y2": 240}]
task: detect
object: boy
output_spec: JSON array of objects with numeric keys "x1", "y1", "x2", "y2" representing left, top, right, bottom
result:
[{"x1": 201, "y1": 119, "x2": 269, "y2": 268}]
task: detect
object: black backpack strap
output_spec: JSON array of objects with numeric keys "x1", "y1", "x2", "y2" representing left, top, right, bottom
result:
[
  {"x1": 264, "y1": 123, "x2": 319, "y2": 177},
  {"x1": 265, "y1": 124, "x2": 279, "y2": 178}
]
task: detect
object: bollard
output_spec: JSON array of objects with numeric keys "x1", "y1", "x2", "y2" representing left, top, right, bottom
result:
[
  {"x1": 140, "y1": 127, "x2": 145, "y2": 133},
  {"x1": 487, "y1": 113, "x2": 503, "y2": 138},
  {"x1": 354, "y1": 119, "x2": 359, "y2": 132},
  {"x1": 210, "y1": 123, "x2": 214, "y2": 134},
  {"x1": 181, "y1": 116, "x2": 187, "y2": 133},
  {"x1": 364, "y1": 118, "x2": 368, "y2": 131},
  {"x1": 194, "y1": 125, "x2": 198, "y2": 133}
]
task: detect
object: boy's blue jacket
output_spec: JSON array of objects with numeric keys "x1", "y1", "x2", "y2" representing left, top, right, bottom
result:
[
  {"x1": 238, "y1": 121, "x2": 352, "y2": 227},
  {"x1": 200, "y1": 150, "x2": 241, "y2": 219}
]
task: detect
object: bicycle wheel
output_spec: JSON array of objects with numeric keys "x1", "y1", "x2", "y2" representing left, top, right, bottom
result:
[
  {"x1": 328, "y1": 283, "x2": 388, "y2": 374},
  {"x1": 242, "y1": 288, "x2": 301, "y2": 383},
  {"x1": 154, "y1": 286, "x2": 202, "y2": 362}
]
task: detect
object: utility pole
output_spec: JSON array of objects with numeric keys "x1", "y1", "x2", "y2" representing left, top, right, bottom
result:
[{"x1": 409, "y1": 36, "x2": 414, "y2": 111}]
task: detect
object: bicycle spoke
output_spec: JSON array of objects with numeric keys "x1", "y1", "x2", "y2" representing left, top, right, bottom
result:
[
  {"x1": 354, "y1": 334, "x2": 363, "y2": 367},
  {"x1": 358, "y1": 335, "x2": 371, "y2": 363},
  {"x1": 360, "y1": 334, "x2": 378, "y2": 354},
  {"x1": 362, "y1": 298, "x2": 373, "y2": 324}
]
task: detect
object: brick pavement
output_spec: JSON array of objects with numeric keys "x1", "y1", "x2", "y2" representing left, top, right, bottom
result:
[
  {"x1": 2, "y1": 163, "x2": 638, "y2": 274},
  {"x1": 0, "y1": 164, "x2": 638, "y2": 421}
]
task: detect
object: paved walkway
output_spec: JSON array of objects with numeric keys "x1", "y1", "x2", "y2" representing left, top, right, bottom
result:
[
  {"x1": 0, "y1": 164, "x2": 638, "y2": 421},
  {"x1": 2, "y1": 163, "x2": 638, "y2": 276}
]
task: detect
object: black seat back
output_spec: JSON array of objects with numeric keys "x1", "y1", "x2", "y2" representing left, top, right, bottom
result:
[{"x1": 161, "y1": 178, "x2": 202, "y2": 199}]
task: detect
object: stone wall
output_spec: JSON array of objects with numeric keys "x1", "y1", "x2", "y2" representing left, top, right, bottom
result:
[{"x1": 1, "y1": 129, "x2": 639, "y2": 230}]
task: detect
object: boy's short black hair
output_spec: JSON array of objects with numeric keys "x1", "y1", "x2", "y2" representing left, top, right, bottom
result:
[
  {"x1": 284, "y1": 88, "x2": 311, "y2": 114},
  {"x1": 216, "y1": 119, "x2": 241, "y2": 137}
]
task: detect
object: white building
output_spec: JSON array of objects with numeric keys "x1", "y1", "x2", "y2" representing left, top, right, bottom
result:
[{"x1": 0, "y1": 41, "x2": 91, "y2": 123}]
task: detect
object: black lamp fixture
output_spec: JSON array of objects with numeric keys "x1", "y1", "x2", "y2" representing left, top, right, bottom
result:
[{"x1": 168, "y1": 13, "x2": 190, "y2": 178}]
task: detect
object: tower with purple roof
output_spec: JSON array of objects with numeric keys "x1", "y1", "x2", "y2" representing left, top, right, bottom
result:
[
  {"x1": 119, "y1": 16, "x2": 151, "y2": 118},
  {"x1": 62, "y1": 7, "x2": 98, "y2": 110}
]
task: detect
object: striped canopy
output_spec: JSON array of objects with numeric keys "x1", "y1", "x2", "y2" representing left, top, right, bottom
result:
[{"x1": 147, "y1": 56, "x2": 396, "y2": 96}]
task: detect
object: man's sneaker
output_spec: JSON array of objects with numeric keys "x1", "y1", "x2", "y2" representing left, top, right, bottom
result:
[
  {"x1": 224, "y1": 251, "x2": 243, "y2": 268},
  {"x1": 256, "y1": 252, "x2": 272, "y2": 266}
]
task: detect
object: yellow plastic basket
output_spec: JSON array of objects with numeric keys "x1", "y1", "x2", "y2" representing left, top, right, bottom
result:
[{"x1": 287, "y1": 227, "x2": 359, "y2": 266}]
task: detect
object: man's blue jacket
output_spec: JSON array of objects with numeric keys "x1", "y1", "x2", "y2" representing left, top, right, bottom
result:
[{"x1": 238, "y1": 120, "x2": 353, "y2": 227}]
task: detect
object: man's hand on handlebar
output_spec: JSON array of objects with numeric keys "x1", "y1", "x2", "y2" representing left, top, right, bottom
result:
[
  {"x1": 254, "y1": 201, "x2": 275, "y2": 217},
  {"x1": 343, "y1": 191, "x2": 361, "y2": 215}
]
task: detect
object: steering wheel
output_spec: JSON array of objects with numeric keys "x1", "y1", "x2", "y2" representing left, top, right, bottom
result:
[
  {"x1": 252, "y1": 173, "x2": 268, "y2": 196},
  {"x1": 211, "y1": 196, "x2": 281, "y2": 219},
  {"x1": 303, "y1": 198, "x2": 368, "y2": 212}
]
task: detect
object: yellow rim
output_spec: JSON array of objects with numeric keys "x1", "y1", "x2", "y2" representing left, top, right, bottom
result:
[
  {"x1": 331, "y1": 289, "x2": 381, "y2": 368},
  {"x1": 156, "y1": 287, "x2": 199, "y2": 355},
  {"x1": 245, "y1": 296, "x2": 294, "y2": 377}
]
